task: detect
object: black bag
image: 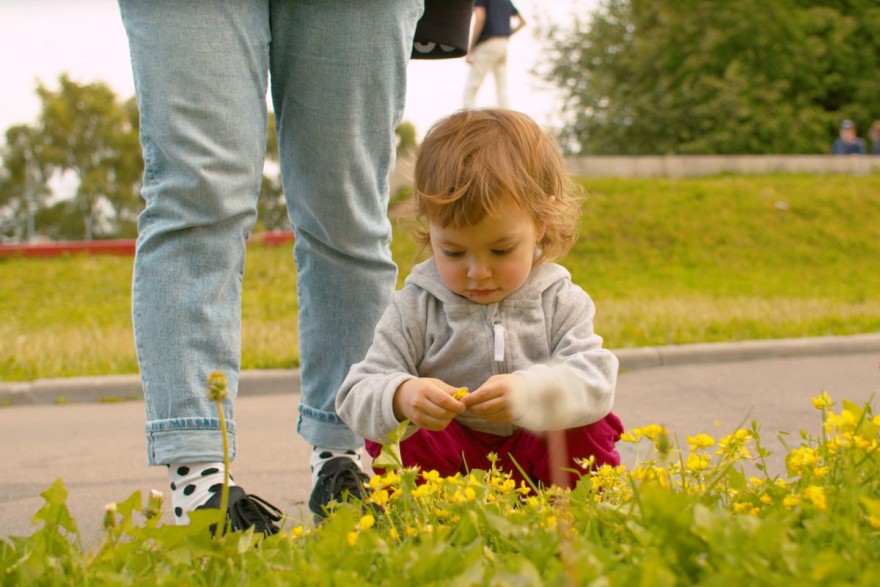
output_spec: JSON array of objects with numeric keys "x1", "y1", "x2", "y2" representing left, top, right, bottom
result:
[{"x1": 412, "y1": 0, "x2": 473, "y2": 59}]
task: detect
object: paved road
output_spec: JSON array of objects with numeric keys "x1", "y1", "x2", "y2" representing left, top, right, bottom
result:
[{"x1": 1, "y1": 350, "x2": 877, "y2": 546}]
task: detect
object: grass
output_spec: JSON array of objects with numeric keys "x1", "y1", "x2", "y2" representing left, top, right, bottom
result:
[{"x1": 2, "y1": 173, "x2": 879, "y2": 382}]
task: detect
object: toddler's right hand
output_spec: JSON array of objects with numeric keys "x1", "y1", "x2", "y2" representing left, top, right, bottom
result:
[{"x1": 392, "y1": 378, "x2": 466, "y2": 431}]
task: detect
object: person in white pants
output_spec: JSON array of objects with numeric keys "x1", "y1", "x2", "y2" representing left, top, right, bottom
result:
[{"x1": 462, "y1": 0, "x2": 526, "y2": 109}]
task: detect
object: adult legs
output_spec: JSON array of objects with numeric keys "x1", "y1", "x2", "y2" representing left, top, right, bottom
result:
[
  {"x1": 462, "y1": 37, "x2": 509, "y2": 108},
  {"x1": 268, "y1": 0, "x2": 423, "y2": 452},
  {"x1": 120, "y1": 0, "x2": 271, "y2": 466}
]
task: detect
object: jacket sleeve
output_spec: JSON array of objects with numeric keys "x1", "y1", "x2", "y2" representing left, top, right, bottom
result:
[
  {"x1": 510, "y1": 281, "x2": 618, "y2": 431},
  {"x1": 335, "y1": 294, "x2": 423, "y2": 442}
]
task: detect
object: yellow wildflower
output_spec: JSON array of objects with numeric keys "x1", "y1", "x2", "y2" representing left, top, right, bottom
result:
[
  {"x1": 452, "y1": 387, "x2": 469, "y2": 400},
  {"x1": 687, "y1": 433, "x2": 715, "y2": 450},
  {"x1": 347, "y1": 531, "x2": 358, "y2": 547},
  {"x1": 802, "y1": 486, "x2": 827, "y2": 511},
  {"x1": 369, "y1": 489, "x2": 390, "y2": 507},
  {"x1": 783, "y1": 495, "x2": 801, "y2": 509},
  {"x1": 810, "y1": 391, "x2": 833, "y2": 409},
  {"x1": 685, "y1": 453, "x2": 711, "y2": 473},
  {"x1": 359, "y1": 514, "x2": 375, "y2": 530}
]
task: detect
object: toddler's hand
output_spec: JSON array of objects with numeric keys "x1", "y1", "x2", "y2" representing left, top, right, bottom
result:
[
  {"x1": 460, "y1": 374, "x2": 526, "y2": 424},
  {"x1": 393, "y1": 378, "x2": 466, "y2": 431}
]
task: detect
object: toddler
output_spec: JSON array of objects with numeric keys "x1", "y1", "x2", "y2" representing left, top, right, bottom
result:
[{"x1": 336, "y1": 108, "x2": 622, "y2": 488}]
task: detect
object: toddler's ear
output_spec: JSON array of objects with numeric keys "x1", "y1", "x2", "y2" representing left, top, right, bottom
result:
[{"x1": 535, "y1": 221, "x2": 546, "y2": 243}]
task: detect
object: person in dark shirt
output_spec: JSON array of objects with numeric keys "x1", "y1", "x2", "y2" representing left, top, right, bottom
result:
[
  {"x1": 832, "y1": 119, "x2": 866, "y2": 155},
  {"x1": 462, "y1": 0, "x2": 526, "y2": 109}
]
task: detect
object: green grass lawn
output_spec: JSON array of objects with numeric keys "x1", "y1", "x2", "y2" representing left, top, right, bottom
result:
[{"x1": 2, "y1": 173, "x2": 879, "y2": 382}]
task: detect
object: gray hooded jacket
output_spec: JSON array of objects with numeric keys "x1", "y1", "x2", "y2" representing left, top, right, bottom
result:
[{"x1": 336, "y1": 258, "x2": 618, "y2": 442}]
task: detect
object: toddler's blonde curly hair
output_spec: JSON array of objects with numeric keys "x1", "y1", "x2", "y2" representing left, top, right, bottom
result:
[{"x1": 413, "y1": 108, "x2": 582, "y2": 263}]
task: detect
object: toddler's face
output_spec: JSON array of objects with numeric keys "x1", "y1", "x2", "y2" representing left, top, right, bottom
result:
[{"x1": 429, "y1": 201, "x2": 543, "y2": 305}]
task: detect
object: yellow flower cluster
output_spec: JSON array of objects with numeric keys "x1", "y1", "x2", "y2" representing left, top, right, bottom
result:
[{"x1": 315, "y1": 393, "x2": 878, "y2": 547}]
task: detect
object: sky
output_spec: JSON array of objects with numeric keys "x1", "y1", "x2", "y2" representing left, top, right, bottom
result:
[{"x1": 0, "y1": 0, "x2": 596, "y2": 143}]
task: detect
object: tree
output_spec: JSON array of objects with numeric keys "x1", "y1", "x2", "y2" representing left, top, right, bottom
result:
[
  {"x1": 0, "y1": 125, "x2": 53, "y2": 242},
  {"x1": 35, "y1": 74, "x2": 143, "y2": 239},
  {"x1": 537, "y1": 0, "x2": 880, "y2": 154},
  {"x1": 0, "y1": 75, "x2": 294, "y2": 241}
]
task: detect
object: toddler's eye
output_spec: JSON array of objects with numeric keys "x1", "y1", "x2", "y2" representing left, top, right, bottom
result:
[
  {"x1": 442, "y1": 249, "x2": 464, "y2": 257},
  {"x1": 492, "y1": 247, "x2": 514, "y2": 256}
]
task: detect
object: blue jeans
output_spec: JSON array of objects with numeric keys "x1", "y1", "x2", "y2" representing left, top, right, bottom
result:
[{"x1": 120, "y1": 0, "x2": 422, "y2": 466}]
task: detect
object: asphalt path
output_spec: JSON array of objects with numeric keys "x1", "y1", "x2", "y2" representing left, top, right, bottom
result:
[{"x1": 1, "y1": 350, "x2": 877, "y2": 546}]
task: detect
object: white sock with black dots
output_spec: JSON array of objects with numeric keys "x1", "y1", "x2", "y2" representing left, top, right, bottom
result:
[
  {"x1": 167, "y1": 462, "x2": 236, "y2": 525},
  {"x1": 310, "y1": 447, "x2": 364, "y2": 487}
]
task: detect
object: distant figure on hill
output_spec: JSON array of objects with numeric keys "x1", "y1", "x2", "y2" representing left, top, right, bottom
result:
[
  {"x1": 869, "y1": 120, "x2": 880, "y2": 155},
  {"x1": 832, "y1": 119, "x2": 866, "y2": 155}
]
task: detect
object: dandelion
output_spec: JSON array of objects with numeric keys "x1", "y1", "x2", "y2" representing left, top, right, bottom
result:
[
  {"x1": 103, "y1": 502, "x2": 118, "y2": 530},
  {"x1": 452, "y1": 387, "x2": 469, "y2": 400},
  {"x1": 206, "y1": 370, "x2": 229, "y2": 402},
  {"x1": 144, "y1": 489, "x2": 164, "y2": 520}
]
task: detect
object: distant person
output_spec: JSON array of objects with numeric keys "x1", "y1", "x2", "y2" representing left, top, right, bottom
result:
[
  {"x1": 832, "y1": 119, "x2": 866, "y2": 155},
  {"x1": 337, "y1": 109, "x2": 623, "y2": 488},
  {"x1": 462, "y1": 0, "x2": 526, "y2": 109},
  {"x1": 869, "y1": 120, "x2": 880, "y2": 155}
]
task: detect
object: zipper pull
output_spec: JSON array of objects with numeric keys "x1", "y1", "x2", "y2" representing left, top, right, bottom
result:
[{"x1": 493, "y1": 321, "x2": 505, "y2": 363}]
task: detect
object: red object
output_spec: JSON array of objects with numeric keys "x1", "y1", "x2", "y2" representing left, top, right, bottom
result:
[
  {"x1": 0, "y1": 231, "x2": 295, "y2": 259},
  {"x1": 366, "y1": 412, "x2": 624, "y2": 488}
]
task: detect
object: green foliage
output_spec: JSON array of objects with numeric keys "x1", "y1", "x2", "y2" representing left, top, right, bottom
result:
[
  {"x1": 395, "y1": 121, "x2": 418, "y2": 156},
  {"x1": 538, "y1": 0, "x2": 880, "y2": 154},
  {"x1": 2, "y1": 396, "x2": 879, "y2": 584}
]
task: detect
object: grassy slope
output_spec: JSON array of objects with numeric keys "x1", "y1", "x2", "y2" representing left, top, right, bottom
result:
[{"x1": 2, "y1": 174, "x2": 879, "y2": 381}]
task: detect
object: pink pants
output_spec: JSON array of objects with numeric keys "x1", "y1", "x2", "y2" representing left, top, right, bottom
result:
[{"x1": 365, "y1": 412, "x2": 623, "y2": 488}]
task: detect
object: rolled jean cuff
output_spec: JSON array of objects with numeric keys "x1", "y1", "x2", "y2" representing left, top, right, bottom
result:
[
  {"x1": 297, "y1": 403, "x2": 361, "y2": 450},
  {"x1": 145, "y1": 417, "x2": 238, "y2": 466}
]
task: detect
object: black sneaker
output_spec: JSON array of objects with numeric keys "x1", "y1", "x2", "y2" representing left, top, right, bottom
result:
[
  {"x1": 308, "y1": 456, "x2": 370, "y2": 520},
  {"x1": 197, "y1": 485, "x2": 283, "y2": 536}
]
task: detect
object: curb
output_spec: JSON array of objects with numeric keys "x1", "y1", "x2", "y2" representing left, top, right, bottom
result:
[{"x1": 2, "y1": 334, "x2": 879, "y2": 407}]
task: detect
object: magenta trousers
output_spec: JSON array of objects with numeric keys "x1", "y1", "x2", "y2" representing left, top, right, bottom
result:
[{"x1": 366, "y1": 412, "x2": 623, "y2": 488}]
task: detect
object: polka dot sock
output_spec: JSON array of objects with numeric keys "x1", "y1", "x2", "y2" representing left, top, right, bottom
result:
[
  {"x1": 167, "y1": 462, "x2": 236, "y2": 525},
  {"x1": 310, "y1": 447, "x2": 364, "y2": 487}
]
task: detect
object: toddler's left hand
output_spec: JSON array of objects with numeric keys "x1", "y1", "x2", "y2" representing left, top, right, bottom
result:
[{"x1": 460, "y1": 374, "x2": 527, "y2": 424}]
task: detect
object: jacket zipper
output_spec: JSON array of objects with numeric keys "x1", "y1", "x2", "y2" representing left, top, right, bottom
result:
[{"x1": 488, "y1": 303, "x2": 505, "y2": 364}]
